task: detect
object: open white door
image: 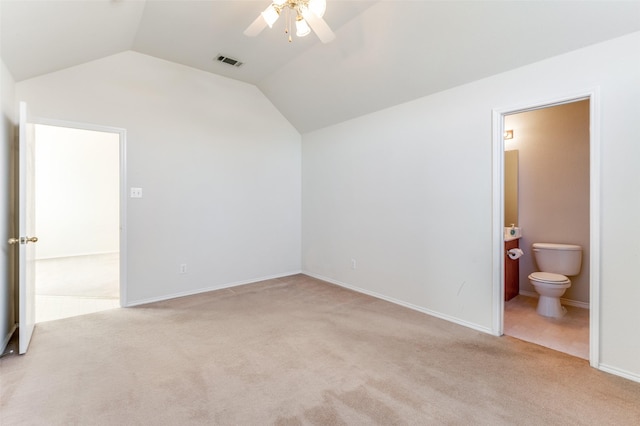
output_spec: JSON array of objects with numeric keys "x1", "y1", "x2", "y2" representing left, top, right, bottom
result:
[{"x1": 9, "y1": 102, "x2": 37, "y2": 354}]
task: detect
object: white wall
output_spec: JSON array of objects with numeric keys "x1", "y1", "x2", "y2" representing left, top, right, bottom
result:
[
  {"x1": 7, "y1": 30, "x2": 640, "y2": 381},
  {"x1": 0, "y1": 57, "x2": 16, "y2": 351},
  {"x1": 16, "y1": 51, "x2": 302, "y2": 304},
  {"x1": 302, "y1": 32, "x2": 640, "y2": 379},
  {"x1": 35, "y1": 125, "x2": 120, "y2": 259}
]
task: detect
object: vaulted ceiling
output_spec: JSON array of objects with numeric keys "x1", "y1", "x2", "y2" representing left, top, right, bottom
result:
[{"x1": 2, "y1": 1, "x2": 639, "y2": 133}]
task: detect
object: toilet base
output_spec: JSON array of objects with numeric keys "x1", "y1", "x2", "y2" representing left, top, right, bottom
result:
[{"x1": 536, "y1": 295, "x2": 567, "y2": 318}]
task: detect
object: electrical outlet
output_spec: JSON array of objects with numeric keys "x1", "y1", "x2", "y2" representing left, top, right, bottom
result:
[
  {"x1": 351, "y1": 259, "x2": 357, "y2": 270},
  {"x1": 179, "y1": 264, "x2": 187, "y2": 274},
  {"x1": 130, "y1": 187, "x2": 143, "y2": 198}
]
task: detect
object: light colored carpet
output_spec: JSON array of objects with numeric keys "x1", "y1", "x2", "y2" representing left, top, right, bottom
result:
[
  {"x1": 35, "y1": 253, "x2": 119, "y2": 298},
  {"x1": 2, "y1": 274, "x2": 639, "y2": 425},
  {"x1": 35, "y1": 295, "x2": 120, "y2": 323}
]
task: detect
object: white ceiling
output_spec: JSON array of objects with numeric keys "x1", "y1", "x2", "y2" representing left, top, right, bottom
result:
[{"x1": 2, "y1": 1, "x2": 640, "y2": 133}]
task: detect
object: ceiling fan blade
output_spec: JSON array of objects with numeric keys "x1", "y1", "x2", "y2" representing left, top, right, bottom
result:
[
  {"x1": 244, "y1": 15, "x2": 267, "y2": 37},
  {"x1": 303, "y1": 11, "x2": 335, "y2": 43}
]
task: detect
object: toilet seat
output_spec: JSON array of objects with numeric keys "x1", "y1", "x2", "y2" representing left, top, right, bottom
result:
[{"x1": 528, "y1": 271, "x2": 570, "y2": 285}]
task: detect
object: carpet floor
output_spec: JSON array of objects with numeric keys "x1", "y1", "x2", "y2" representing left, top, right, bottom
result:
[
  {"x1": 1, "y1": 274, "x2": 639, "y2": 425},
  {"x1": 35, "y1": 253, "x2": 119, "y2": 298}
]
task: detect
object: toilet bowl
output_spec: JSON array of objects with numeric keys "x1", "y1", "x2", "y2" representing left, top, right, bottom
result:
[
  {"x1": 528, "y1": 243, "x2": 582, "y2": 319},
  {"x1": 528, "y1": 272, "x2": 571, "y2": 317}
]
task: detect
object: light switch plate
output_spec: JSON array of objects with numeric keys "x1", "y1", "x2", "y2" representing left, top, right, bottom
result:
[{"x1": 130, "y1": 187, "x2": 143, "y2": 198}]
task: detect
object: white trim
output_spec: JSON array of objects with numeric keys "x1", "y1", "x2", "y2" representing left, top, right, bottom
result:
[
  {"x1": 598, "y1": 364, "x2": 640, "y2": 384},
  {"x1": 30, "y1": 117, "x2": 128, "y2": 308},
  {"x1": 31, "y1": 117, "x2": 125, "y2": 136},
  {"x1": 491, "y1": 109, "x2": 505, "y2": 337},
  {"x1": 124, "y1": 271, "x2": 302, "y2": 307},
  {"x1": 519, "y1": 290, "x2": 590, "y2": 310},
  {"x1": 35, "y1": 250, "x2": 119, "y2": 261},
  {"x1": 118, "y1": 129, "x2": 128, "y2": 309},
  {"x1": 588, "y1": 89, "x2": 601, "y2": 368},
  {"x1": 492, "y1": 88, "x2": 601, "y2": 367},
  {"x1": 304, "y1": 271, "x2": 494, "y2": 335}
]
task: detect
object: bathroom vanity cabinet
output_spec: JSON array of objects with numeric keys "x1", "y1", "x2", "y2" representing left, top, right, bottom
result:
[{"x1": 504, "y1": 239, "x2": 520, "y2": 301}]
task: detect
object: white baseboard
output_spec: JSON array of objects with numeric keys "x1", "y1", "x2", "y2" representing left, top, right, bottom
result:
[
  {"x1": 125, "y1": 270, "x2": 302, "y2": 307},
  {"x1": 598, "y1": 363, "x2": 640, "y2": 384},
  {"x1": 123, "y1": 270, "x2": 640, "y2": 385},
  {"x1": 36, "y1": 251, "x2": 119, "y2": 261},
  {"x1": 1, "y1": 324, "x2": 17, "y2": 355},
  {"x1": 519, "y1": 290, "x2": 590, "y2": 309},
  {"x1": 302, "y1": 271, "x2": 493, "y2": 335}
]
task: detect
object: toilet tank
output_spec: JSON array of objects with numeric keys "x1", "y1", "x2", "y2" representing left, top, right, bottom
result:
[{"x1": 532, "y1": 243, "x2": 583, "y2": 276}]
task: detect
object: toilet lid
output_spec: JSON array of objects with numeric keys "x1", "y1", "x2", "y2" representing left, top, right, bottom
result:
[{"x1": 529, "y1": 272, "x2": 570, "y2": 284}]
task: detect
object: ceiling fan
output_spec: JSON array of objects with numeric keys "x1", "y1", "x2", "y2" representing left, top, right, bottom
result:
[{"x1": 244, "y1": 0, "x2": 335, "y2": 43}]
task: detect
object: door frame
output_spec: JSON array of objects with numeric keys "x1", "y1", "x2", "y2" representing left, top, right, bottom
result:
[
  {"x1": 491, "y1": 87, "x2": 601, "y2": 368},
  {"x1": 32, "y1": 117, "x2": 128, "y2": 308},
  {"x1": 17, "y1": 102, "x2": 36, "y2": 354}
]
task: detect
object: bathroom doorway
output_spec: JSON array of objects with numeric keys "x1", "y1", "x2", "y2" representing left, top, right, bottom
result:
[
  {"x1": 33, "y1": 122, "x2": 126, "y2": 322},
  {"x1": 492, "y1": 91, "x2": 600, "y2": 367}
]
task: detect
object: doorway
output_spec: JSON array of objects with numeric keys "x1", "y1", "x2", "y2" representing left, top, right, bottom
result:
[
  {"x1": 502, "y1": 100, "x2": 590, "y2": 359},
  {"x1": 492, "y1": 90, "x2": 600, "y2": 367},
  {"x1": 33, "y1": 123, "x2": 125, "y2": 322}
]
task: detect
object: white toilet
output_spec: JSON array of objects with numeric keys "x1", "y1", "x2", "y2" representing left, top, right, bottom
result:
[{"x1": 528, "y1": 242, "x2": 582, "y2": 318}]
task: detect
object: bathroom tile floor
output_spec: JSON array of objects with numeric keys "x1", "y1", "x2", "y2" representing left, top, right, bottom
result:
[{"x1": 504, "y1": 295, "x2": 589, "y2": 360}]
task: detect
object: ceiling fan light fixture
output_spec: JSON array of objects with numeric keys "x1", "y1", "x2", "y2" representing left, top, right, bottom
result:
[
  {"x1": 296, "y1": 17, "x2": 311, "y2": 37},
  {"x1": 246, "y1": 0, "x2": 334, "y2": 43},
  {"x1": 261, "y1": 5, "x2": 280, "y2": 28}
]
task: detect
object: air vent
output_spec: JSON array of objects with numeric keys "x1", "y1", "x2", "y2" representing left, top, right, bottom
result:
[{"x1": 216, "y1": 55, "x2": 243, "y2": 68}]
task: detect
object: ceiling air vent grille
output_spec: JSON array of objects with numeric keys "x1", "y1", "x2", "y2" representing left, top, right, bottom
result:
[{"x1": 216, "y1": 55, "x2": 243, "y2": 68}]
